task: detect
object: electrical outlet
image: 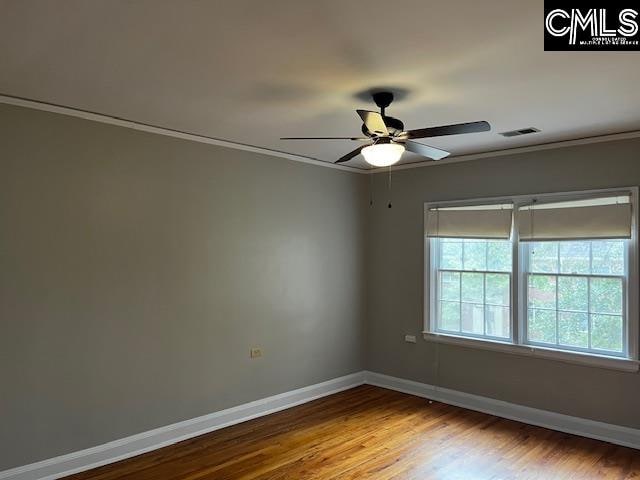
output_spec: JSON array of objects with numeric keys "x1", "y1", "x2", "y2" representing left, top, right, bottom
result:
[
  {"x1": 250, "y1": 347, "x2": 262, "y2": 358},
  {"x1": 404, "y1": 335, "x2": 417, "y2": 343}
]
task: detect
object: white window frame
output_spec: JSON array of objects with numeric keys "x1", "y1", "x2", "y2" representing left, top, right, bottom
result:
[
  {"x1": 431, "y1": 241, "x2": 514, "y2": 342},
  {"x1": 423, "y1": 187, "x2": 639, "y2": 372},
  {"x1": 521, "y1": 242, "x2": 628, "y2": 357}
]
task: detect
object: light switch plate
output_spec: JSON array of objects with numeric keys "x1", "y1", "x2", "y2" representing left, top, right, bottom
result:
[{"x1": 404, "y1": 335, "x2": 417, "y2": 343}]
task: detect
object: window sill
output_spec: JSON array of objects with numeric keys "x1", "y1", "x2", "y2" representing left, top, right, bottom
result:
[{"x1": 422, "y1": 331, "x2": 639, "y2": 372}]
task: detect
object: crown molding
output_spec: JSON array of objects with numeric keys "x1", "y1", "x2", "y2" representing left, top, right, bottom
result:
[
  {"x1": 370, "y1": 130, "x2": 640, "y2": 174},
  {"x1": 2, "y1": 94, "x2": 639, "y2": 176},
  {"x1": 0, "y1": 94, "x2": 365, "y2": 174}
]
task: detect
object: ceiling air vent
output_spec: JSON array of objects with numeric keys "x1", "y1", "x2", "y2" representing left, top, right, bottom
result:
[{"x1": 499, "y1": 127, "x2": 540, "y2": 137}]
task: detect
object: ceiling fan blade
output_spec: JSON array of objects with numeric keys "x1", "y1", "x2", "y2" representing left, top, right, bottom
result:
[
  {"x1": 406, "y1": 121, "x2": 490, "y2": 139},
  {"x1": 404, "y1": 141, "x2": 451, "y2": 160},
  {"x1": 335, "y1": 145, "x2": 367, "y2": 164},
  {"x1": 281, "y1": 136, "x2": 370, "y2": 141},
  {"x1": 356, "y1": 110, "x2": 389, "y2": 136}
]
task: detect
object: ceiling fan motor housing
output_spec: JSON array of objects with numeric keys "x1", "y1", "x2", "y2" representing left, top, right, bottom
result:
[
  {"x1": 361, "y1": 91, "x2": 405, "y2": 137},
  {"x1": 361, "y1": 115, "x2": 404, "y2": 137}
]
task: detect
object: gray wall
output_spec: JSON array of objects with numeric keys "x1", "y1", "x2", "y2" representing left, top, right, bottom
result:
[
  {"x1": 367, "y1": 138, "x2": 640, "y2": 430},
  {"x1": 0, "y1": 104, "x2": 368, "y2": 470},
  {"x1": 3, "y1": 101, "x2": 640, "y2": 472}
]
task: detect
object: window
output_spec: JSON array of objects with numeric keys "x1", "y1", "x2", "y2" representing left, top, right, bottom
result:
[
  {"x1": 524, "y1": 240, "x2": 626, "y2": 355},
  {"x1": 434, "y1": 238, "x2": 512, "y2": 340},
  {"x1": 425, "y1": 189, "x2": 638, "y2": 366}
]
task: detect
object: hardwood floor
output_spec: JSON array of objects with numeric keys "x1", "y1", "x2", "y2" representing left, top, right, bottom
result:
[{"x1": 65, "y1": 385, "x2": 640, "y2": 480}]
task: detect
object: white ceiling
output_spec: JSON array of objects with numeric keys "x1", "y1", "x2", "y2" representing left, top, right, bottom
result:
[{"x1": 2, "y1": 1, "x2": 640, "y2": 169}]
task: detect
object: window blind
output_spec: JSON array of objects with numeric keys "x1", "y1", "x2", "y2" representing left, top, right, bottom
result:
[
  {"x1": 425, "y1": 204, "x2": 513, "y2": 239},
  {"x1": 518, "y1": 195, "x2": 632, "y2": 241}
]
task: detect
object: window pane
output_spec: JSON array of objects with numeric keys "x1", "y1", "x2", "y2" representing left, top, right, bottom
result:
[
  {"x1": 528, "y1": 275, "x2": 556, "y2": 309},
  {"x1": 485, "y1": 305, "x2": 510, "y2": 338},
  {"x1": 461, "y1": 272, "x2": 484, "y2": 303},
  {"x1": 557, "y1": 276, "x2": 588, "y2": 312},
  {"x1": 529, "y1": 242, "x2": 558, "y2": 273},
  {"x1": 592, "y1": 240, "x2": 624, "y2": 275},
  {"x1": 591, "y1": 314, "x2": 623, "y2": 352},
  {"x1": 463, "y1": 240, "x2": 486, "y2": 271},
  {"x1": 440, "y1": 272, "x2": 460, "y2": 301},
  {"x1": 558, "y1": 312, "x2": 588, "y2": 348},
  {"x1": 590, "y1": 278, "x2": 623, "y2": 315},
  {"x1": 485, "y1": 273, "x2": 509, "y2": 306},
  {"x1": 528, "y1": 309, "x2": 557, "y2": 344},
  {"x1": 440, "y1": 241, "x2": 462, "y2": 270},
  {"x1": 523, "y1": 238, "x2": 627, "y2": 356},
  {"x1": 487, "y1": 241, "x2": 512, "y2": 272},
  {"x1": 461, "y1": 303, "x2": 484, "y2": 335},
  {"x1": 440, "y1": 301, "x2": 460, "y2": 332},
  {"x1": 559, "y1": 241, "x2": 590, "y2": 274}
]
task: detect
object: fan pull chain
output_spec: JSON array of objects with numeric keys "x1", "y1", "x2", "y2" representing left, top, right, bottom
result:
[
  {"x1": 369, "y1": 171, "x2": 374, "y2": 206},
  {"x1": 387, "y1": 166, "x2": 392, "y2": 209}
]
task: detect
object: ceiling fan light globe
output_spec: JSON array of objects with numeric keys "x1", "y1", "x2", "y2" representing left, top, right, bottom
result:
[{"x1": 362, "y1": 143, "x2": 405, "y2": 167}]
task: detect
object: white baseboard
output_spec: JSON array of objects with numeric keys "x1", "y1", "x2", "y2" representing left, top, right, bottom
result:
[
  {"x1": 0, "y1": 372, "x2": 366, "y2": 480},
  {"x1": 4, "y1": 370, "x2": 638, "y2": 480},
  {"x1": 364, "y1": 370, "x2": 640, "y2": 450}
]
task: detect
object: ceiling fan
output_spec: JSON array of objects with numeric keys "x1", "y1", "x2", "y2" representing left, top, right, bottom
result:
[{"x1": 281, "y1": 91, "x2": 490, "y2": 167}]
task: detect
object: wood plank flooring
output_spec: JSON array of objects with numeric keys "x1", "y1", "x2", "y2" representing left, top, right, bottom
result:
[{"x1": 65, "y1": 385, "x2": 640, "y2": 479}]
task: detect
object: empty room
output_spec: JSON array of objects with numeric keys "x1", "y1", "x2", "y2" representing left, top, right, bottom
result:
[{"x1": 2, "y1": 1, "x2": 640, "y2": 479}]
